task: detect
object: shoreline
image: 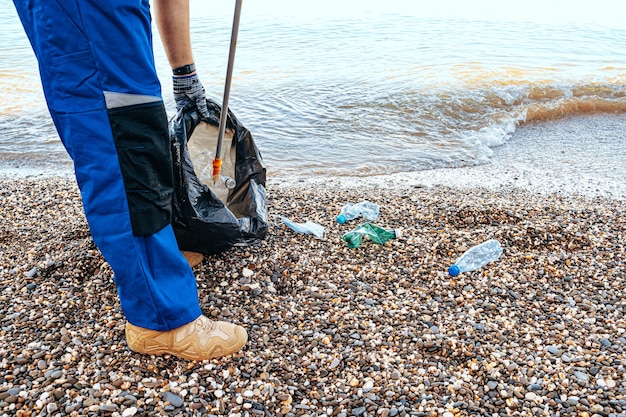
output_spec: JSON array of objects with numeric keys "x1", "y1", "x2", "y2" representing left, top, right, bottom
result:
[
  {"x1": 275, "y1": 113, "x2": 626, "y2": 201},
  {"x1": 1, "y1": 176, "x2": 625, "y2": 415},
  {"x1": 2, "y1": 113, "x2": 626, "y2": 201}
]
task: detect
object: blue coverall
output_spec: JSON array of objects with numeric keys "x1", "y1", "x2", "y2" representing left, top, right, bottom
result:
[{"x1": 13, "y1": 0, "x2": 202, "y2": 331}]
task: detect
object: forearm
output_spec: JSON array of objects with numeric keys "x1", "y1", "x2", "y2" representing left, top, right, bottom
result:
[{"x1": 153, "y1": 0, "x2": 194, "y2": 69}]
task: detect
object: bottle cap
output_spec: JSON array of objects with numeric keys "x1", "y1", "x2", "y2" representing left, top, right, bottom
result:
[
  {"x1": 394, "y1": 228, "x2": 402, "y2": 238},
  {"x1": 448, "y1": 265, "x2": 460, "y2": 277},
  {"x1": 336, "y1": 214, "x2": 347, "y2": 224},
  {"x1": 224, "y1": 177, "x2": 236, "y2": 189}
]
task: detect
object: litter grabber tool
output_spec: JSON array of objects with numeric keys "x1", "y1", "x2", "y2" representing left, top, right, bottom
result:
[{"x1": 213, "y1": 0, "x2": 243, "y2": 187}]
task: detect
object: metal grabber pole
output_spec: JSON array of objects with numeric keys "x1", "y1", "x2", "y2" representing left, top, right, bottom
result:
[{"x1": 212, "y1": 0, "x2": 243, "y2": 185}]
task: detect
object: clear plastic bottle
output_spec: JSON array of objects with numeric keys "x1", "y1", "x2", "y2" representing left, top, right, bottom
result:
[
  {"x1": 448, "y1": 239, "x2": 503, "y2": 276},
  {"x1": 342, "y1": 222, "x2": 401, "y2": 248},
  {"x1": 336, "y1": 201, "x2": 380, "y2": 224},
  {"x1": 193, "y1": 151, "x2": 214, "y2": 182},
  {"x1": 193, "y1": 152, "x2": 235, "y2": 190}
]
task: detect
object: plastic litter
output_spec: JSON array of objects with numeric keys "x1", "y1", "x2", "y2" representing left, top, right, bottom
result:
[
  {"x1": 169, "y1": 99, "x2": 268, "y2": 254},
  {"x1": 336, "y1": 201, "x2": 380, "y2": 224},
  {"x1": 192, "y1": 151, "x2": 236, "y2": 190},
  {"x1": 448, "y1": 239, "x2": 503, "y2": 276},
  {"x1": 281, "y1": 217, "x2": 325, "y2": 239},
  {"x1": 342, "y1": 222, "x2": 401, "y2": 248}
]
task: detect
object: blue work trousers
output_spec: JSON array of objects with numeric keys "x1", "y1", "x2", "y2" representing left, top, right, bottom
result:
[{"x1": 13, "y1": 0, "x2": 202, "y2": 330}]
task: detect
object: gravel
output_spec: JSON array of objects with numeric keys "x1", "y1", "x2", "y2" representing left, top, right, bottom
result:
[{"x1": 1, "y1": 176, "x2": 625, "y2": 416}]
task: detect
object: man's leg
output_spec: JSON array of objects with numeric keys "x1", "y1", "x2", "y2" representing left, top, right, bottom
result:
[{"x1": 13, "y1": 0, "x2": 246, "y2": 359}]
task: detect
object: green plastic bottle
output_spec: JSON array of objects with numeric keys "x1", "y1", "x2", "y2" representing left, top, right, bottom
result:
[{"x1": 342, "y1": 222, "x2": 402, "y2": 248}]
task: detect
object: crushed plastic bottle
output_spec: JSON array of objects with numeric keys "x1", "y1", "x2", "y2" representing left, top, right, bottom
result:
[
  {"x1": 336, "y1": 201, "x2": 380, "y2": 224},
  {"x1": 282, "y1": 217, "x2": 325, "y2": 238},
  {"x1": 342, "y1": 222, "x2": 401, "y2": 248},
  {"x1": 448, "y1": 239, "x2": 503, "y2": 276}
]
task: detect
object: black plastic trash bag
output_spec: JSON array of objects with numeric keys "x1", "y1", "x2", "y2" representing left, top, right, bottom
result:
[{"x1": 169, "y1": 99, "x2": 268, "y2": 254}]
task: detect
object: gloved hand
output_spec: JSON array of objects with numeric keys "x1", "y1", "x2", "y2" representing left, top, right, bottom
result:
[{"x1": 173, "y1": 73, "x2": 210, "y2": 120}]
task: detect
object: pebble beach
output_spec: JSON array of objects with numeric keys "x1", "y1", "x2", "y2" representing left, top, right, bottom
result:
[
  {"x1": 0, "y1": 179, "x2": 624, "y2": 416},
  {"x1": 1, "y1": 116, "x2": 626, "y2": 417}
]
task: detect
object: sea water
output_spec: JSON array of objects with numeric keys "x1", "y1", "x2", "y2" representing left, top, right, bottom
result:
[{"x1": 0, "y1": 0, "x2": 625, "y2": 180}]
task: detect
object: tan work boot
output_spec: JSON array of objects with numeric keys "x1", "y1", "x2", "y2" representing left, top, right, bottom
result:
[
  {"x1": 125, "y1": 315, "x2": 247, "y2": 360},
  {"x1": 181, "y1": 250, "x2": 204, "y2": 268}
]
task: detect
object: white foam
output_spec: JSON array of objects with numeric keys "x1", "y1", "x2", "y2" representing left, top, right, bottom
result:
[{"x1": 274, "y1": 114, "x2": 626, "y2": 200}]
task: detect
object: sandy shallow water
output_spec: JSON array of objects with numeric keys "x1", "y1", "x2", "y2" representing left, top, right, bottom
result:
[{"x1": 286, "y1": 114, "x2": 626, "y2": 200}]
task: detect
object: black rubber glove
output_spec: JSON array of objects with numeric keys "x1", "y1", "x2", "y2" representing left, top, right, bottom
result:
[{"x1": 172, "y1": 73, "x2": 210, "y2": 120}]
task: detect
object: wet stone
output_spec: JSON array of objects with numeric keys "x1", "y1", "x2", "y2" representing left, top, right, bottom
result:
[
  {"x1": 46, "y1": 369, "x2": 62, "y2": 379},
  {"x1": 546, "y1": 345, "x2": 560, "y2": 355},
  {"x1": 32, "y1": 351, "x2": 46, "y2": 360},
  {"x1": 7, "y1": 388, "x2": 20, "y2": 396},
  {"x1": 573, "y1": 371, "x2": 589, "y2": 382},
  {"x1": 351, "y1": 406, "x2": 367, "y2": 416},
  {"x1": 160, "y1": 392, "x2": 183, "y2": 408},
  {"x1": 123, "y1": 394, "x2": 138, "y2": 404},
  {"x1": 599, "y1": 338, "x2": 611, "y2": 347}
]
